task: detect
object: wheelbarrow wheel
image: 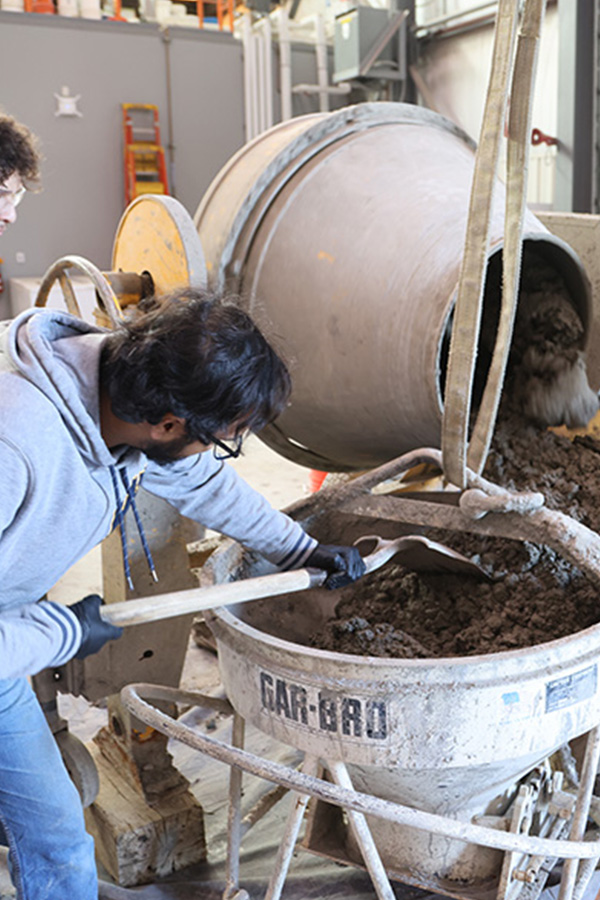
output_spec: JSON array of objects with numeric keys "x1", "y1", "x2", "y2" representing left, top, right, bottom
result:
[{"x1": 55, "y1": 729, "x2": 100, "y2": 808}]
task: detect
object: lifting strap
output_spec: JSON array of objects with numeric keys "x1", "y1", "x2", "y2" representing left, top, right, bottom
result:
[{"x1": 441, "y1": 0, "x2": 547, "y2": 488}]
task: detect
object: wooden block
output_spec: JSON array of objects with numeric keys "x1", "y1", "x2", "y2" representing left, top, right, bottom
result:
[{"x1": 84, "y1": 741, "x2": 206, "y2": 887}]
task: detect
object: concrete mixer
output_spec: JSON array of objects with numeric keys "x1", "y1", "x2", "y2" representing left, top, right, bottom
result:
[
  {"x1": 122, "y1": 450, "x2": 600, "y2": 900},
  {"x1": 123, "y1": 101, "x2": 600, "y2": 900},
  {"x1": 32, "y1": 99, "x2": 600, "y2": 899},
  {"x1": 102, "y1": 3, "x2": 600, "y2": 895},
  {"x1": 194, "y1": 102, "x2": 593, "y2": 473}
]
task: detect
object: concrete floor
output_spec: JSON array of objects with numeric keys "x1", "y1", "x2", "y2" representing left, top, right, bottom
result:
[{"x1": 226, "y1": 434, "x2": 311, "y2": 510}]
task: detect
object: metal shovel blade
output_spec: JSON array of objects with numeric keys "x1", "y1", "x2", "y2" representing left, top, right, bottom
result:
[{"x1": 355, "y1": 534, "x2": 490, "y2": 579}]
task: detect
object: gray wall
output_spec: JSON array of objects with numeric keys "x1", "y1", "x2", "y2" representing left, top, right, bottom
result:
[{"x1": 0, "y1": 12, "x2": 245, "y2": 315}]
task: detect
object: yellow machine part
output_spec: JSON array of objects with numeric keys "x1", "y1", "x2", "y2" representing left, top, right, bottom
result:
[{"x1": 112, "y1": 195, "x2": 206, "y2": 298}]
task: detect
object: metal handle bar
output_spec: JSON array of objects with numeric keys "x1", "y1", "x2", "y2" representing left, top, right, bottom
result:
[
  {"x1": 35, "y1": 255, "x2": 124, "y2": 327},
  {"x1": 121, "y1": 682, "x2": 600, "y2": 862},
  {"x1": 287, "y1": 446, "x2": 545, "y2": 510}
]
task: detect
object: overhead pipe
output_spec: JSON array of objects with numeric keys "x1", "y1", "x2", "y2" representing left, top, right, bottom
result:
[
  {"x1": 418, "y1": 0, "x2": 557, "y2": 41},
  {"x1": 315, "y1": 14, "x2": 329, "y2": 113},
  {"x1": 279, "y1": 6, "x2": 293, "y2": 122},
  {"x1": 242, "y1": 13, "x2": 258, "y2": 142},
  {"x1": 263, "y1": 15, "x2": 274, "y2": 131}
]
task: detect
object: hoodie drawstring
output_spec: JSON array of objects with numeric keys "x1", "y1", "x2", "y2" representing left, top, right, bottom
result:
[{"x1": 109, "y1": 465, "x2": 158, "y2": 590}]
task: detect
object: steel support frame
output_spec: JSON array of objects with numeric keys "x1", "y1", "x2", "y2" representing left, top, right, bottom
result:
[{"x1": 122, "y1": 682, "x2": 600, "y2": 900}]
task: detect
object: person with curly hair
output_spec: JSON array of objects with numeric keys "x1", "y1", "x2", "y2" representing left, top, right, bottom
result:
[{"x1": 0, "y1": 112, "x2": 40, "y2": 237}]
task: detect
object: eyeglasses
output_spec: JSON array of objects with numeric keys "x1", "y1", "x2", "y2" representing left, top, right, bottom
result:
[
  {"x1": 206, "y1": 432, "x2": 245, "y2": 461},
  {"x1": 0, "y1": 184, "x2": 26, "y2": 209}
]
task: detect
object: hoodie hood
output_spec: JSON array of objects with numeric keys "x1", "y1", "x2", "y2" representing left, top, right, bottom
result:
[
  {"x1": 0, "y1": 308, "x2": 113, "y2": 467},
  {"x1": 0, "y1": 307, "x2": 157, "y2": 592}
]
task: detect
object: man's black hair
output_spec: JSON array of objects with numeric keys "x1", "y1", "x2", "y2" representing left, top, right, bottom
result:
[
  {"x1": 0, "y1": 113, "x2": 40, "y2": 186},
  {"x1": 100, "y1": 287, "x2": 292, "y2": 441}
]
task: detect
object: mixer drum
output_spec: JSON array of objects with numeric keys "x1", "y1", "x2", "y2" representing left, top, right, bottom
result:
[{"x1": 194, "y1": 102, "x2": 591, "y2": 472}]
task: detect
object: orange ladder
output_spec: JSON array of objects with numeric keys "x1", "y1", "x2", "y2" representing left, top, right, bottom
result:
[
  {"x1": 122, "y1": 103, "x2": 169, "y2": 207},
  {"x1": 196, "y1": 0, "x2": 234, "y2": 31}
]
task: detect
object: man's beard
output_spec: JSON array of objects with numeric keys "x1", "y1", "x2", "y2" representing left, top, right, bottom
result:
[{"x1": 142, "y1": 434, "x2": 194, "y2": 465}]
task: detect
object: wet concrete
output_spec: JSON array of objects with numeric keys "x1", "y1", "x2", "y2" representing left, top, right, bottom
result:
[
  {"x1": 508, "y1": 258, "x2": 598, "y2": 428},
  {"x1": 313, "y1": 412, "x2": 600, "y2": 659}
]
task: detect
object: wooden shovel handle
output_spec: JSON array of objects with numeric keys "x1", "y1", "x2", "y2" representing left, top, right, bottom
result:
[
  {"x1": 97, "y1": 540, "x2": 403, "y2": 629},
  {"x1": 99, "y1": 567, "x2": 326, "y2": 628}
]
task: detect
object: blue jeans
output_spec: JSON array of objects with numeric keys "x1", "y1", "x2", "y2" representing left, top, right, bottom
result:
[{"x1": 0, "y1": 678, "x2": 97, "y2": 899}]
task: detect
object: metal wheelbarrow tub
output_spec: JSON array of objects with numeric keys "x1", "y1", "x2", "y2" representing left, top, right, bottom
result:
[{"x1": 202, "y1": 472, "x2": 600, "y2": 892}]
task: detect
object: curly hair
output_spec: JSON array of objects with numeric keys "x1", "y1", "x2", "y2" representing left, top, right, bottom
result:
[
  {"x1": 0, "y1": 113, "x2": 41, "y2": 186},
  {"x1": 100, "y1": 287, "x2": 292, "y2": 440}
]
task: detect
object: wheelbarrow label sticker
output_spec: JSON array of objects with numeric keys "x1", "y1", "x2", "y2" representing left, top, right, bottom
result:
[
  {"x1": 545, "y1": 664, "x2": 598, "y2": 714},
  {"x1": 259, "y1": 670, "x2": 388, "y2": 742}
]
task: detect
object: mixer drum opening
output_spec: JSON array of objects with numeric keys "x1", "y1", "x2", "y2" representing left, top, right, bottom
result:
[{"x1": 437, "y1": 236, "x2": 593, "y2": 430}]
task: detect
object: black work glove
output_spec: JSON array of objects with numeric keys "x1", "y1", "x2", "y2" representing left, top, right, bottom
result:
[
  {"x1": 69, "y1": 594, "x2": 124, "y2": 660},
  {"x1": 305, "y1": 543, "x2": 366, "y2": 590}
]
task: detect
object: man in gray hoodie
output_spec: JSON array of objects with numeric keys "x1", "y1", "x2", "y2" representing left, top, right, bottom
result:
[{"x1": 0, "y1": 114, "x2": 365, "y2": 899}]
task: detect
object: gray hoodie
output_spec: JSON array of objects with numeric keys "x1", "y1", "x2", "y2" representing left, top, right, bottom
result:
[{"x1": 0, "y1": 308, "x2": 317, "y2": 678}]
